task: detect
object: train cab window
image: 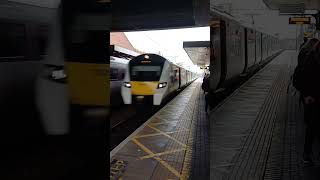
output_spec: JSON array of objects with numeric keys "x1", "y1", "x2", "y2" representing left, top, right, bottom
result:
[
  {"x1": 110, "y1": 68, "x2": 119, "y2": 80},
  {"x1": 0, "y1": 23, "x2": 26, "y2": 60},
  {"x1": 130, "y1": 65, "x2": 162, "y2": 81}
]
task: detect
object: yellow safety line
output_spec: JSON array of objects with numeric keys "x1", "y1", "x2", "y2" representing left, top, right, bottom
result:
[
  {"x1": 135, "y1": 132, "x2": 163, "y2": 138},
  {"x1": 152, "y1": 115, "x2": 167, "y2": 121},
  {"x1": 180, "y1": 143, "x2": 192, "y2": 180},
  {"x1": 150, "y1": 121, "x2": 178, "y2": 125},
  {"x1": 147, "y1": 125, "x2": 187, "y2": 148},
  {"x1": 152, "y1": 119, "x2": 172, "y2": 124},
  {"x1": 181, "y1": 84, "x2": 201, "y2": 180},
  {"x1": 135, "y1": 129, "x2": 189, "y2": 139},
  {"x1": 140, "y1": 148, "x2": 186, "y2": 160},
  {"x1": 131, "y1": 138, "x2": 182, "y2": 179}
]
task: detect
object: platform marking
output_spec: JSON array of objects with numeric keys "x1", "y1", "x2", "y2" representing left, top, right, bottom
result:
[
  {"x1": 150, "y1": 121, "x2": 179, "y2": 125},
  {"x1": 131, "y1": 138, "x2": 182, "y2": 179},
  {"x1": 152, "y1": 115, "x2": 170, "y2": 122},
  {"x1": 112, "y1": 82, "x2": 200, "y2": 179},
  {"x1": 147, "y1": 124, "x2": 187, "y2": 148},
  {"x1": 181, "y1": 83, "x2": 202, "y2": 180},
  {"x1": 135, "y1": 129, "x2": 189, "y2": 139},
  {"x1": 140, "y1": 148, "x2": 186, "y2": 160}
]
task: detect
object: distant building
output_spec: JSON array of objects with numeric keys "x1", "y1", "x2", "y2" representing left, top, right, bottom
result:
[{"x1": 110, "y1": 32, "x2": 145, "y2": 55}]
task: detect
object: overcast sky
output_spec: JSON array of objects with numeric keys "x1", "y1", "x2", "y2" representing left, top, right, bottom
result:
[{"x1": 125, "y1": 27, "x2": 210, "y2": 72}]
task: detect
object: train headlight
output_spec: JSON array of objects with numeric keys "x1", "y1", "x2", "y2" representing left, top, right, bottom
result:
[
  {"x1": 157, "y1": 82, "x2": 167, "y2": 89},
  {"x1": 123, "y1": 82, "x2": 131, "y2": 88}
]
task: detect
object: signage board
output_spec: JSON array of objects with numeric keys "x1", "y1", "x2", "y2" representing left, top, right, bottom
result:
[{"x1": 289, "y1": 17, "x2": 311, "y2": 24}]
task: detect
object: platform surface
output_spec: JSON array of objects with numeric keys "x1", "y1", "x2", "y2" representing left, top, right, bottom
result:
[
  {"x1": 110, "y1": 79, "x2": 208, "y2": 180},
  {"x1": 210, "y1": 50, "x2": 320, "y2": 180}
]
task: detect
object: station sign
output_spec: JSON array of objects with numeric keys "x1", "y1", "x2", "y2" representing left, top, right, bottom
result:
[{"x1": 289, "y1": 17, "x2": 311, "y2": 25}]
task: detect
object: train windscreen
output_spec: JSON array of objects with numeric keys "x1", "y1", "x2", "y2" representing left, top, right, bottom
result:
[{"x1": 130, "y1": 65, "x2": 162, "y2": 81}]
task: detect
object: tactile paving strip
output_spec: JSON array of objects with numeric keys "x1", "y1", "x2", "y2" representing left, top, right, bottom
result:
[
  {"x1": 227, "y1": 64, "x2": 289, "y2": 180},
  {"x1": 210, "y1": 51, "x2": 293, "y2": 180},
  {"x1": 263, "y1": 51, "x2": 303, "y2": 180}
]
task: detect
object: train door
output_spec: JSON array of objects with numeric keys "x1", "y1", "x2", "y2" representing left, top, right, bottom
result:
[
  {"x1": 246, "y1": 29, "x2": 257, "y2": 71},
  {"x1": 168, "y1": 64, "x2": 179, "y2": 92},
  {"x1": 186, "y1": 71, "x2": 189, "y2": 83},
  {"x1": 210, "y1": 19, "x2": 226, "y2": 91},
  {"x1": 178, "y1": 67, "x2": 181, "y2": 88},
  {"x1": 173, "y1": 66, "x2": 179, "y2": 90},
  {"x1": 261, "y1": 33, "x2": 263, "y2": 62},
  {"x1": 254, "y1": 31, "x2": 257, "y2": 65},
  {"x1": 244, "y1": 28, "x2": 248, "y2": 73},
  {"x1": 262, "y1": 34, "x2": 266, "y2": 61},
  {"x1": 255, "y1": 32, "x2": 262, "y2": 64},
  {"x1": 181, "y1": 68, "x2": 186, "y2": 86}
]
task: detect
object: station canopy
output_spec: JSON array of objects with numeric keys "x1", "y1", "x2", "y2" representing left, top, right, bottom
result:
[
  {"x1": 112, "y1": 0, "x2": 209, "y2": 31},
  {"x1": 263, "y1": 0, "x2": 320, "y2": 13},
  {"x1": 183, "y1": 41, "x2": 210, "y2": 69}
]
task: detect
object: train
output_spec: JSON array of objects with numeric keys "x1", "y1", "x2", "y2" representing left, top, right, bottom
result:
[
  {"x1": 0, "y1": 1, "x2": 69, "y2": 138},
  {"x1": 210, "y1": 9, "x2": 282, "y2": 92},
  {"x1": 121, "y1": 53, "x2": 199, "y2": 105},
  {"x1": 0, "y1": 0, "x2": 110, "y2": 138}
]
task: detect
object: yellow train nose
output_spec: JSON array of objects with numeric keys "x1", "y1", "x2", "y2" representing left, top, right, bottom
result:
[{"x1": 130, "y1": 81, "x2": 159, "y2": 95}]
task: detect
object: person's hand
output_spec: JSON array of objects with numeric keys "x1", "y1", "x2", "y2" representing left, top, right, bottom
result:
[{"x1": 304, "y1": 96, "x2": 315, "y2": 104}]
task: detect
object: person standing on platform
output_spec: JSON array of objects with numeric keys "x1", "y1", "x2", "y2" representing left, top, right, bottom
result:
[
  {"x1": 293, "y1": 38, "x2": 320, "y2": 165},
  {"x1": 202, "y1": 74, "x2": 210, "y2": 113}
]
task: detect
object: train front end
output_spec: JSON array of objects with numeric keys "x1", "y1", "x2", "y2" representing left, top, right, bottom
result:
[{"x1": 121, "y1": 54, "x2": 168, "y2": 105}]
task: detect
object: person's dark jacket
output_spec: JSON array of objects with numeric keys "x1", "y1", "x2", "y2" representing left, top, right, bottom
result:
[
  {"x1": 202, "y1": 76, "x2": 210, "y2": 92},
  {"x1": 297, "y1": 42, "x2": 320, "y2": 98}
]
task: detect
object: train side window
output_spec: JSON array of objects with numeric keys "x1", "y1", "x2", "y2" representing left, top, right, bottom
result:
[
  {"x1": 0, "y1": 22, "x2": 26, "y2": 60},
  {"x1": 66, "y1": 31, "x2": 107, "y2": 63},
  {"x1": 110, "y1": 68, "x2": 118, "y2": 80},
  {"x1": 174, "y1": 69, "x2": 179, "y2": 81},
  {"x1": 121, "y1": 72, "x2": 125, "y2": 80},
  {"x1": 37, "y1": 25, "x2": 49, "y2": 56}
]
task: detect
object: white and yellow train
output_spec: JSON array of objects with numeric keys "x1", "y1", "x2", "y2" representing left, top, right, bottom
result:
[{"x1": 121, "y1": 54, "x2": 199, "y2": 105}]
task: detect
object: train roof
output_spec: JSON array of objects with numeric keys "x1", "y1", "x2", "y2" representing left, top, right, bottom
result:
[
  {"x1": 211, "y1": 8, "x2": 278, "y2": 39},
  {"x1": 0, "y1": 1, "x2": 56, "y2": 24},
  {"x1": 110, "y1": 56, "x2": 129, "y2": 64},
  {"x1": 137, "y1": 53, "x2": 198, "y2": 73}
]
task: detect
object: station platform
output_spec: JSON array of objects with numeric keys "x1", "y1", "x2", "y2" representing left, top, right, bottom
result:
[
  {"x1": 110, "y1": 79, "x2": 209, "y2": 180},
  {"x1": 211, "y1": 50, "x2": 320, "y2": 180}
]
